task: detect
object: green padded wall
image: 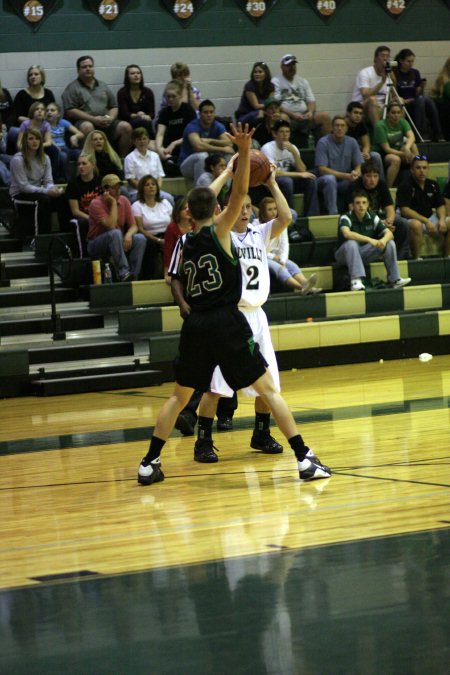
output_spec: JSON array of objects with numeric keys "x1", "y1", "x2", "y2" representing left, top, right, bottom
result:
[{"x1": 0, "y1": 1, "x2": 449, "y2": 52}]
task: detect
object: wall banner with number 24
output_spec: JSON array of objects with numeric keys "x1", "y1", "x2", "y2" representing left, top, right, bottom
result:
[{"x1": 161, "y1": 1, "x2": 207, "y2": 26}]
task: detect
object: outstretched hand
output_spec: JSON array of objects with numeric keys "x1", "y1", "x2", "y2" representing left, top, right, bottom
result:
[
  {"x1": 264, "y1": 162, "x2": 278, "y2": 187},
  {"x1": 225, "y1": 122, "x2": 254, "y2": 150}
]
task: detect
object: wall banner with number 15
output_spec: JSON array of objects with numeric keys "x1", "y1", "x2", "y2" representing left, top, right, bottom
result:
[
  {"x1": 306, "y1": 0, "x2": 346, "y2": 21},
  {"x1": 234, "y1": 0, "x2": 278, "y2": 23},
  {"x1": 375, "y1": 0, "x2": 416, "y2": 17},
  {"x1": 6, "y1": 1, "x2": 60, "y2": 30}
]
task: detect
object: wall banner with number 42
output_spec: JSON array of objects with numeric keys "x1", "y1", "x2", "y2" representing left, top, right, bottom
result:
[
  {"x1": 85, "y1": 1, "x2": 130, "y2": 23},
  {"x1": 306, "y1": 0, "x2": 346, "y2": 21},
  {"x1": 234, "y1": 0, "x2": 278, "y2": 23},
  {"x1": 6, "y1": 0, "x2": 59, "y2": 30},
  {"x1": 161, "y1": 1, "x2": 207, "y2": 26},
  {"x1": 375, "y1": 0, "x2": 416, "y2": 17}
]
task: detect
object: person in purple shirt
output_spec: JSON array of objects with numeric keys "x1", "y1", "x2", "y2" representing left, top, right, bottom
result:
[
  {"x1": 235, "y1": 61, "x2": 275, "y2": 127},
  {"x1": 315, "y1": 116, "x2": 363, "y2": 214},
  {"x1": 178, "y1": 100, "x2": 234, "y2": 182}
]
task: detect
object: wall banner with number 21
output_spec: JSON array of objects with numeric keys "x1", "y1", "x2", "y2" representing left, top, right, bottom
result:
[
  {"x1": 85, "y1": 1, "x2": 130, "y2": 23},
  {"x1": 234, "y1": 0, "x2": 278, "y2": 23},
  {"x1": 306, "y1": 0, "x2": 346, "y2": 21},
  {"x1": 375, "y1": 0, "x2": 416, "y2": 17},
  {"x1": 6, "y1": 1, "x2": 59, "y2": 30}
]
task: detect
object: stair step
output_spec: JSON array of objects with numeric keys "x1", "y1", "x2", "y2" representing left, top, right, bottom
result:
[
  {"x1": 0, "y1": 313, "x2": 105, "y2": 338},
  {"x1": 0, "y1": 300, "x2": 90, "y2": 319},
  {"x1": 30, "y1": 353, "x2": 150, "y2": 376},
  {"x1": 5, "y1": 262, "x2": 48, "y2": 279},
  {"x1": 0, "y1": 238, "x2": 22, "y2": 253},
  {"x1": 31, "y1": 367, "x2": 162, "y2": 396},
  {"x1": 0, "y1": 287, "x2": 79, "y2": 307},
  {"x1": 28, "y1": 339, "x2": 137, "y2": 365}
]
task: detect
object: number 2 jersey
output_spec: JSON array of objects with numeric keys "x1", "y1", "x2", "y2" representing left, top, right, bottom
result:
[{"x1": 169, "y1": 219, "x2": 274, "y2": 311}]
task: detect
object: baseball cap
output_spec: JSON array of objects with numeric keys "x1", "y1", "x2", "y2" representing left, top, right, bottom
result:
[
  {"x1": 263, "y1": 97, "x2": 280, "y2": 108},
  {"x1": 102, "y1": 174, "x2": 121, "y2": 188},
  {"x1": 281, "y1": 54, "x2": 297, "y2": 65}
]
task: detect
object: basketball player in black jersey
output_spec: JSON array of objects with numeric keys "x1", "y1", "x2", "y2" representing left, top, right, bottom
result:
[{"x1": 138, "y1": 123, "x2": 331, "y2": 485}]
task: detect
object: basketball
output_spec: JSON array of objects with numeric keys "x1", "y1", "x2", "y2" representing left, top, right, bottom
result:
[{"x1": 233, "y1": 149, "x2": 271, "y2": 187}]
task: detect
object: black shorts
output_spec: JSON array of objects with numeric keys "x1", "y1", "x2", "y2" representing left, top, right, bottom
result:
[{"x1": 175, "y1": 305, "x2": 268, "y2": 392}]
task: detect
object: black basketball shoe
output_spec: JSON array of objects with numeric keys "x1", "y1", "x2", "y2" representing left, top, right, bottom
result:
[
  {"x1": 250, "y1": 430, "x2": 283, "y2": 454},
  {"x1": 194, "y1": 439, "x2": 219, "y2": 463}
]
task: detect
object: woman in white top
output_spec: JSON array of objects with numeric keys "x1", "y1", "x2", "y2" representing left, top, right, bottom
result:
[
  {"x1": 260, "y1": 197, "x2": 321, "y2": 294},
  {"x1": 132, "y1": 174, "x2": 173, "y2": 278}
]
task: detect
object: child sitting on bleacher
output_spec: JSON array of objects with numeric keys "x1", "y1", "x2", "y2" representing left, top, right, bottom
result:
[{"x1": 46, "y1": 102, "x2": 83, "y2": 181}]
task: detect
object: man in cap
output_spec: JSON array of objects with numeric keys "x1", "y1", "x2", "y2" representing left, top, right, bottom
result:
[
  {"x1": 87, "y1": 174, "x2": 146, "y2": 281},
  {"x1": 271, "y1": 54, "x2": 331, "y2": 147}
]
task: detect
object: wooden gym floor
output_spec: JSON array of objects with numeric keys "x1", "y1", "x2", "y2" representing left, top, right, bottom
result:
[{"x1": 0, "y1": 356, "x2": 449, "y2": 674}]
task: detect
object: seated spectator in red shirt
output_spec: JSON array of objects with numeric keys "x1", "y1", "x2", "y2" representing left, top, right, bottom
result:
[
  {"x1": 155, "y1": 80, "x2": 196, "y2": 177},
  {"x1": 235, "y1": 61, "x2": 275, "y2": 127},
  {"x1": 117, "y1": 65, "x2": 155, "y2": 140},
  {"x1": 163, "y1": 197, "x2": 193, "y2": 284},
  {"x1": 87, "y1": 173, "x2": 146, "y2": 280}
]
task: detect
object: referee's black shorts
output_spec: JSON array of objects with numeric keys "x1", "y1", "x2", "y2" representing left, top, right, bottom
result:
[{"x1": 175, "y1": 305, "x2": 267, "y2": 392}]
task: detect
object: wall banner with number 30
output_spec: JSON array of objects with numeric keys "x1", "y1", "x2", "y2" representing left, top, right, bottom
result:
[
  {"x1": 306, "y1": 0, "x2": 346, "y2": 21},
  {"x1": 85, "y1": 1, "x2": 130, "y2": 24},
  {"x1": 161, "y1": 0, "x2": 207, "y2": 26},
  {"x1": 375, "y1": 0, "x2": 416, "y2": 17},
  {"x1": 234, "y1": 0, "x2": 278, "y2": 23},
  {"x1": 6, "y1": 0, "x2": 59, "y2": 31}
]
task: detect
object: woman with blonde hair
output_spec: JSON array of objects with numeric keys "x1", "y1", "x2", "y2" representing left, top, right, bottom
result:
[
  {"x1": 66, "y1": 153, "x2": 102, "y2": 255},
  {"x1": 82, "y1": 129, "x2": 123, "y2": 179},
  {"x1": 8, "y1": 65, "x2": 55, "y2": 153},
  {"x1": 432, "y1": 56, "x2": 450, "y2": 140}
]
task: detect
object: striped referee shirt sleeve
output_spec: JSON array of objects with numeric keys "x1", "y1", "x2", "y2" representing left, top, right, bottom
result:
[{"x1": 168, "y1": 234, "x2": 185, "y2": 279}]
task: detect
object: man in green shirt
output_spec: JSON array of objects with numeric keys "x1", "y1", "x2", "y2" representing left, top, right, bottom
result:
[{"x1": 335, "y1": 190, "x2": 411, "y2": 291}]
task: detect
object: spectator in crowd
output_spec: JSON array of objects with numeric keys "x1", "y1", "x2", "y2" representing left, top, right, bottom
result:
[
  {"x1": 315, "y1": 115, "x2": 363, "y2": 215},
  {"x1": 252, "y1": 97, "x2": 286, "y2": 148},
  {"x1": 444, "y1": 178, "x2": 450, "y2": 216},
  {"x1": 66, "y1": 153, "x2": 102, "y2": 255},
  {"x1": 160, "y1": 62, "x2": 201, "y2": 113},
  {"x1": 155, "y1": 80, "x2": 196, "y2": 177},
  {"x1": 132, "y1": 174, "x2": 173, "y2": 278},
  {"x1": 9, "y1": 128, "x2": 63, "y2": 234},
  {"x1": 346, "y1": 160, "x2": 409, "y2": 259},
  {"x1": 261, "y1": 119, "x2": 319, "y2": 215},
  {"x1": 372, "y1": 102, "x2": 419, "y2": 187},
  {"x1": 163, "y1": 197, "x2": 193, "y2": 284},
  {"x1": 177, "y1": 99, "x2": 234, "y2": 182},
  {"x1": 82, "y1": 130, "x2": 123, "y2": 179},
  {"x1": 352, "y1": 45, "x2": 392, "y2": 127},
  {"x1": 117, "y1": 64, "x2": 155, "y2": 139},
  {"x1": 124, "y1": 126, "x2": 171, "y2": 203},
  {"x1": 431, "y1": 56, "x2": 450, "y2": 140},
  {"x1": 335, "y1": 190, "x2": 411, "y2": 292},
  {"x1": 87, "y1": 173, "x2": 145, "y2": 281},
  {"x1": 0, "y1": 126, "x2": 11, "y2": 186},
  {"x1": 235, "y1": 61, "x2": 275, "y2": 127},
  {"x1": 260, "y1": 196, "x2": 321, "y2": 294},
  {"x1": 12, "y1": 65, "x2": 55, "y2": 125},
  {"x1": 62, "y1": 55, "x2": 132, "y2": 158},
  {"x1": 0, "y1": 79, "x2": 14, "y2": 129},
  {"x1": 17, "y1": 101, "x2": 61, "y2": 180},
  {"x1": 397, "y1": 156, "x2": 450, "y2": 259},
  {"x1": 393, "y1": 49, "x2": 444, "y2": 142},
  {"x1": 46, "y1": 102, "x2": 84, "y2": 181},
  {"x1": 271, "y1": 54, "x2": 331, "y2": 147},
  {"x1": 345, "y1": 101, "x2": 384, "y2": 179},
  {"x1": 196, "y1": 153, "x2": 227, "y2": 185}
]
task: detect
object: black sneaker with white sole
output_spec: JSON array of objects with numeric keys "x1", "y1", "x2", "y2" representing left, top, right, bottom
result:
[
  {"x1": 298, "y1": 448, "x2": 331, "y2": 481},
  {"x1": 137, "y1": 457, "x2": 165, "y2": 485},
  {"x1": 250, "y1": 431, "x2": 283, "y2": 454},
  {"x1": 194, "y1": 439, "x2": 219, "y2": 463}
]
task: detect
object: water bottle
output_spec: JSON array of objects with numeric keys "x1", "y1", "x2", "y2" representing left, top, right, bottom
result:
[{"x1": 103, "y1": 263, "x2": 113, "y2": 284}]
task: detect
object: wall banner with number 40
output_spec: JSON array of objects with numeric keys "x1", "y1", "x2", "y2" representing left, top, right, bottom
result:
[
  {"x1": 375, "y1": 0, "x2": 416, "y2": 17},
  {"x1": 6, "y1": 0, "x2": 59, "y2": 30},
  {"x1": 85, "y1": 1, "x2": 130, "y2": 23},
  {"x1": 161, "y1": 1, "x2": 207, "y2": 26},
  {"x1": 306, "y1": 0, "x2": 346, "y2": 21},
  {"x1": 234, "y1": 0, "x2": 278, "y2": 23}
]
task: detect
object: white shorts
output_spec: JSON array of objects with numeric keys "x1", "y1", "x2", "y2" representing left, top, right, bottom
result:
[{"x1": 210, "y1": 306, "x2": 280, "y2": 398}]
